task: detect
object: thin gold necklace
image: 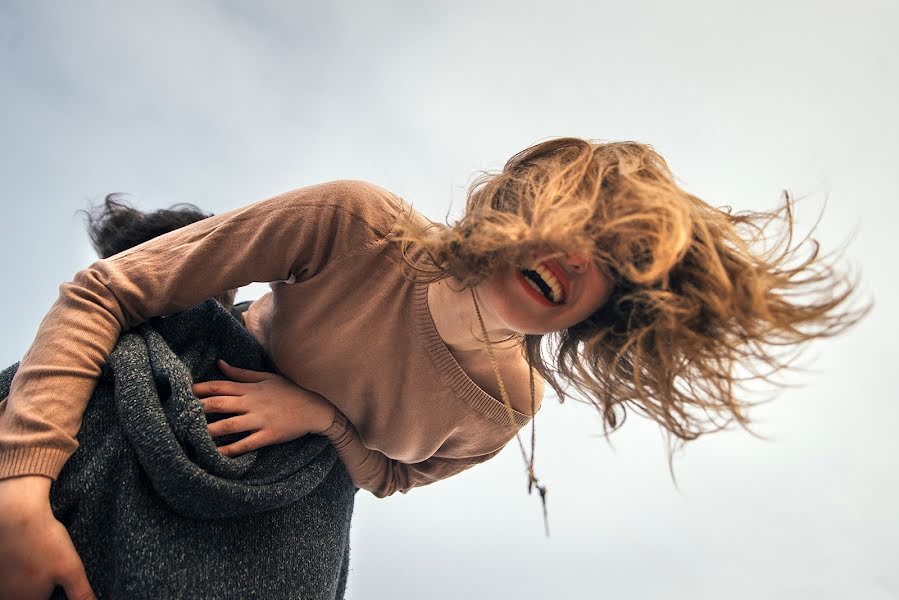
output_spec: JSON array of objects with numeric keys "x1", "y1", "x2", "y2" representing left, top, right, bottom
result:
[{"x1": 469, "y1": 288, "x2": 549, "y2": 536}]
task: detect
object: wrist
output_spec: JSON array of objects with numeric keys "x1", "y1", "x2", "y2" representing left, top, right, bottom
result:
[
  {"x1": 0, "y1": 474, "x2": 53, "y2": 514},
  {"x1": 316, "y1": 402, "x2": 337, "y2": 435}
]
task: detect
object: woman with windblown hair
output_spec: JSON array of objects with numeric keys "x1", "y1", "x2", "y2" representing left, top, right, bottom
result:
[{"x1": 0, "y1": 137, "x2": 865, "y2": 599}]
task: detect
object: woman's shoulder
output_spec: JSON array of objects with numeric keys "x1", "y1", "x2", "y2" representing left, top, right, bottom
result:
[
  {"x1": 288, "y1": 179, "x2": 404, "y2": 219},
  {"x1": 266, "y1": 179, "x2": 407, "y2": 247}
]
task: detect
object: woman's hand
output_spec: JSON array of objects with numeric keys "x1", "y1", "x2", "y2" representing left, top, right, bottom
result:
[
  {"x1": 0, "y1": 475, "x2": 96, "y2": 600},
  {"x1": 192, "y1": 359, "x2": 337, "y2": 457}
]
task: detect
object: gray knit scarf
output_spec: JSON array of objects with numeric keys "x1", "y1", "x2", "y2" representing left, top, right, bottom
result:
[{"x1": 0, "y1": 300, "x2": 356, "y2": 599}]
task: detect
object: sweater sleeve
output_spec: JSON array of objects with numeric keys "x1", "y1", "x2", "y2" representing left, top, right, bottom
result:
[
  {"x1": 0, "y1": 180, "x2": 402, "y2": 480},
  {"x1": 322, "y1": 410, "x2": 505, "y2": 498}
]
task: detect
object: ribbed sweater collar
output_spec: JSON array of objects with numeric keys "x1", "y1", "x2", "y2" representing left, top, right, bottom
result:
[{"x1": 411, "y1": 282, "x2": 531, "y2": 429}]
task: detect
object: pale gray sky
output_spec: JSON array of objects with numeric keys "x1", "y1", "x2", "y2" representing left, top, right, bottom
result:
[{"x1": 1, "y1": 1, "x2": 897, "y2": 598}]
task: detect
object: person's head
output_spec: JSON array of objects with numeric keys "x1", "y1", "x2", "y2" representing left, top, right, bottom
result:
[
  {"x1": 78, "y1": 194, "x2": 237, "y2": 309},
  {"x1": 394, "y1": 137, "x2": 868, "y2": 446}
]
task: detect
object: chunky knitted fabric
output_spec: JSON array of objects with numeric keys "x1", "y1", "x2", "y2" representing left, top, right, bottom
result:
[{"x1": 0, "y1": 300, "x2": 356, "y2": 600}]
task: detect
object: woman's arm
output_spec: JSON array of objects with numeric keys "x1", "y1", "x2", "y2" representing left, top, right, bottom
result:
[
  {"x1": 323, "y1": 410, "x2": 503, "y2": 498},
  {"x1": 191, "y1": 361, "x2": 504, "y2": 498},
  {"x1": 0, "y1": 180, "x2": 402, "y2": 480}
]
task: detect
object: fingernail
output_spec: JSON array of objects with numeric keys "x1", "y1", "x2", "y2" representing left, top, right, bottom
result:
[{"x1": 218, "y1": 359, "x2": 228, "y2": 366}]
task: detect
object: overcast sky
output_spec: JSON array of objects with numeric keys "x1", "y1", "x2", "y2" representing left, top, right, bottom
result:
[{"x1": 1, "y1": 1, "x2": 897, "y2": 598}]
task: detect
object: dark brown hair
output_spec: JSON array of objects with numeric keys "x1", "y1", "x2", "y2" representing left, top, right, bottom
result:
[{"x1": 78, "y1": 194, "x2": 236, "y2": 309}]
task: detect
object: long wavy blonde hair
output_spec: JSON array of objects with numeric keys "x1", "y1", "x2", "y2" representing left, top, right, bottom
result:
[{"x1": 392, "y1": 137, "x2": 868, "y2": 447}]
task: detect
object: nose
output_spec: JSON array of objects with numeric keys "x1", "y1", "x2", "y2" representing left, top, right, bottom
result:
[{"x1": 563, "y1": 252, "x2": 589, "y2": 274}]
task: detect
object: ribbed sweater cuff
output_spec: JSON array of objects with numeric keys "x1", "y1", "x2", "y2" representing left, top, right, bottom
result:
[
  {"x1": 0, "y1": 446, "x2": 71, "y2": 480},
  {"x1": 322, "y1": 410, "x2": 350, "y2": 445}
]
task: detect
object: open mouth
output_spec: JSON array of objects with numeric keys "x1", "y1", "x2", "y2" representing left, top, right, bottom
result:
[{"x1": 519, "y1": 262, "x2": 567, "y2": 305}]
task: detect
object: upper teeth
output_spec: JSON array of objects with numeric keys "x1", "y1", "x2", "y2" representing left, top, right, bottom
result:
[{"x1": 535, "y1": 264, "x2": 564, "y2": 302}]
